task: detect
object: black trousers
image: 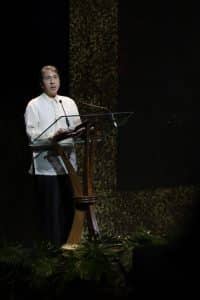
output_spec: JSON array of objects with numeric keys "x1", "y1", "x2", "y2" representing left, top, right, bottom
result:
[{"x1": 35, "y1": 175, "x2": 74, "y2": 247}]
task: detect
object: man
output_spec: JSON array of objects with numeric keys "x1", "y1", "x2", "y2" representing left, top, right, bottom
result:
[{"x1": 24, "y1": 65, "x2": 81, "y2": 247}]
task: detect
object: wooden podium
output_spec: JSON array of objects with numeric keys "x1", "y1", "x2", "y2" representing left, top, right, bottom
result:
[
  {"x1": 53, "y1": 122, "x2": 100, "y2": 247},
  {"x1": 29, "y1": 112, "x2": 134, "y2": 248},
  {"x1": 30, "y1": 121, "x2": 100, "y2": 248}
]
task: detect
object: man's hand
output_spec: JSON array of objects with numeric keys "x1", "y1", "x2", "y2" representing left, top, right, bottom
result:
[
  {"x1": 50, "y1": 128, "x2": 74, "y2": 142},
  {"x1": 54, "y1": 128, "x2": 66, "y2": 137}
]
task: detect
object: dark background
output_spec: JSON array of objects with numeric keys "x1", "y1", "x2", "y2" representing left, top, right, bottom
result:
[
  {"x1": 0, "y1": 0, "x2": 69, "y2": 243},
  {"x1": 118, "y1": 1, "x2": 200, "y2": 190},
  {"x1": 1, "y1": 0, "x2": 200, "y2": 242}
]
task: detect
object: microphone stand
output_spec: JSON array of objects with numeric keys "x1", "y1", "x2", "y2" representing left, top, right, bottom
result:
[{"x1": 59, "y1": 99, "x2": 70, "y2": 127}]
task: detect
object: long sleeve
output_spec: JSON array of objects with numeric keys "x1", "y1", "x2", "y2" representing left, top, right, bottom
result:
[{"x1": 24, "y1": 103, "x2": 40, "y2": 142}]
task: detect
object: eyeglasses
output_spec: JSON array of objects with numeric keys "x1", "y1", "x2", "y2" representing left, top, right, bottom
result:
[{"x1": 43, "y1": 75, "x2": 59, "y2": 81}]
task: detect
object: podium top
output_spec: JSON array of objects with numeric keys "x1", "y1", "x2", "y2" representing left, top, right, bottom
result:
[
  {"x1": 29, "y1": 121, "x2": 101, "y2": 150},
  {"x1": 31, "y1": 111, "x2": 134, "y2": 143},
  {"x1": 29, "y1": 139, "x2": 80, "y2": 151}
]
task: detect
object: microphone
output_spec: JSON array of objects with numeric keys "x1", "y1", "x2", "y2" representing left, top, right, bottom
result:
[
  {"x1": 78, "y1": 101, "x2": 118, "y2": 128},
  {"x1": 59, "y1": 99, "x2": 70, "y2": 127}
]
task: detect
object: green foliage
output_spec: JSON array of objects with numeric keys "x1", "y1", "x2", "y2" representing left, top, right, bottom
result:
[
  {"x1": 0, "y1": 230, "x2": 167, "y2": 297},
  {"x1": 0, "y1": 243, "x2": 29, "y2": 266}
]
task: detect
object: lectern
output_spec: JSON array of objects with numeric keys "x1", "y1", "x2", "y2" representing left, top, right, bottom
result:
[{"x1": 29, "y1": 112, "x2": 133, "y2": 247}]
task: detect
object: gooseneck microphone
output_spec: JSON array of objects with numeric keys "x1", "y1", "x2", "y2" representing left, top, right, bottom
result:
[{"x1": 59, "y1": 99, "x2": 70, "y2": 127}]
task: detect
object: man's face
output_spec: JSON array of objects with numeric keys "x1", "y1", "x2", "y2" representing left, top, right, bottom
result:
[{"x1": 41, "y1": 69, "x2": 60, "y2": 97}]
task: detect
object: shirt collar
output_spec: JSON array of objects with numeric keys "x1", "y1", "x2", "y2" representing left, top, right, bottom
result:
[{"x1": 42, "y1": 93, "x2": 60, "y2": 103}]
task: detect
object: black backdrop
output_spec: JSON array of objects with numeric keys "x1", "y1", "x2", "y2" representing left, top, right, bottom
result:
[
  {"x1": 118, "y1": 1, "x2": 200, "y2": 190},
  {"x1": 0, "y1": 1, "x2": 69, "y2": 243}
]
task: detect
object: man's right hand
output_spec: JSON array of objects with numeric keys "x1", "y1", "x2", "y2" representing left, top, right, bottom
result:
[
  {"x1": 54, "y1": 128, "x2": 66, "y2": 137},
  {"x1": 51, "y1": 128, "x2": 73, "y2": 142}
]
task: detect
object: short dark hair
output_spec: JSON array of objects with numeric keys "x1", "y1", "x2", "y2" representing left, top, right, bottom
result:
[{"x1": 40, "y1": 65, "x2": 59, "y2": 83}]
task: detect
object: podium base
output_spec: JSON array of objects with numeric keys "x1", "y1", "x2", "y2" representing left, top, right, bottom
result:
[{"x1": 61, "y1": 243, "x2": 79, "y2": 251}]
